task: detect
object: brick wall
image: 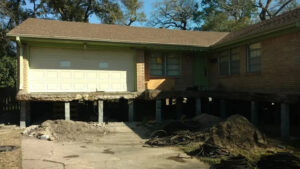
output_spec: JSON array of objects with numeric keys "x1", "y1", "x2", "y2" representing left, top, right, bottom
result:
[
  {"x1": 23, "y1": 45, "x2": 29, "y2": 92},
  {"x1": 144, "y1": 51, "x2": 194, "y2": 91},
  {"x1": 17, "y1": 44, "x2": 29, "y2": 93},
  {"x1": 136, "y1": 50, "x2": 146, "y2": 92},
  {"x1": 208, "y1": 31, "x2": 300, "y2": 94}
]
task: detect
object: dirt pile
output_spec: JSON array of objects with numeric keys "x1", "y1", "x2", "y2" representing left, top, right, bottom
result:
[
  {"x1": 206, "y1": 115, "x2": 266, "y2": 150},
  {"x1": 22, "y1": 120, "x2": 108, "y2": 142},
  {"x1": 256, "y1": 152, "x2": 300, "y2": 169},
  {"x1": 193, "y1": 113, "x2": 222, "y2": 129},
  {"x1": 210, "y1": 155, "x2": 254, "y2": 169}
]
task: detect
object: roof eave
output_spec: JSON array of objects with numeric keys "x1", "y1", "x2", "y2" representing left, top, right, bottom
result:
[
  {"x1": 211, "y1": 22, "x2": 299, "y2": 49},
  {"x1": 7, "y1": 33, "x2": 210, "y2": 51}
]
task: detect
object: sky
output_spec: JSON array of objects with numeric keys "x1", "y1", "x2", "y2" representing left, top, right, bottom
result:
[
  {"x1": 24, "y1": 0, "x2": 160, "y2": 27},
  {"x1": 89, "y1": 0, "x2": 159, "y2": 26}
]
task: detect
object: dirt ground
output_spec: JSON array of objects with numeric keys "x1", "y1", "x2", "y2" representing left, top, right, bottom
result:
[
  {"x1": 22, "y1": 122, "x2": 209, "y2": 169},
  {"x1": 0, "y1": 125, "x2": 22, "y2": 169}
]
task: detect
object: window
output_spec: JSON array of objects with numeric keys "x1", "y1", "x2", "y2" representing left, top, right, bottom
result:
[
  {"x1": 166, "y1": 55, "x2": 180, "y2": 76},
  {"x1": 150, "y1": 55, "x2": 164, "y2": 76},
  {"x1": 230, "y1": 48, "x2": 240, "y2": 75},
  {"x1": 219, "y1": 51, "x2": 229, "y2": 75},
  {"x1": 218, "y1": 48, "x2": 240, "y2": 76},
  {"x1": 247, "y1": 43, "x2": 261, "y2": 72},
  {"x1": 150, "y1": 53, "x2": 181, "y2": 76}
]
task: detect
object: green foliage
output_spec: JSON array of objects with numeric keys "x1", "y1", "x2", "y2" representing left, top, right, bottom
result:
[
  {"x1": 94, "y1": 0, "x2": 123, "y2": 24},
  {"x1": 41, "y1": 0, "x2": 99, "y2": 22},
  {"x1": 199, "y1": 0, "x2": 256, "y2": 32},
  {"x1": 0, "y1": 56, "x2": 16, "y2": 88},
  {"x1": 119, "y1": 0, "x2": 146, "y2": 26}
]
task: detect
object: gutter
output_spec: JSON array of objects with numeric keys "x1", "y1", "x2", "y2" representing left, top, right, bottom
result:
[
  {"x1": 16, "y1": 36, "x2": 23, "y2": 90},
  {"x1": 6, "y1": 33, "x2": 209, "y2": 51}
]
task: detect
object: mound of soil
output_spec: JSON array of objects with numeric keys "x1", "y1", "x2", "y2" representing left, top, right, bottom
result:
[
  {"x1": 23, "y1": 120, "x2": 108, "y2": 142},
  {"x1": 206, "y1": 115, "x2": 266, "y2": 149},
  {"x1": 257, "y1": 152, "x2": 300, "y2": 169},
  {"x1": 193, "y1": 113, "x2": 222, "y2": 129},
  {"x1": 210, "y1": 155, "x2": 253, "y2": 169},
  {"x1": 160, "y1": 120, "x2": 202, "y2": 134}
]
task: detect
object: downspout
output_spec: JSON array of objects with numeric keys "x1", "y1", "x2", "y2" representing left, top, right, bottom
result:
[{"x1": 16, "y1": 36, "x2": 23, "y2": 90}]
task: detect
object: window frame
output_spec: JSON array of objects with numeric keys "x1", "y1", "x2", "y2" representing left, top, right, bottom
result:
[
  {"x1": 229, "y1": 48, "x2": 240, "y2": 75},
  {"x1": 247, "y1": 43, "x2": 261, "y2": 73},
  {"x1": 149, "y1": 53, "x2": 181, "y2": 77},
  {"x1": 218, "y1": 48, "x2": 240, "y2": 76},
  {"x1": 218, "y1": 51, "x2": 230, "y2": 76}
]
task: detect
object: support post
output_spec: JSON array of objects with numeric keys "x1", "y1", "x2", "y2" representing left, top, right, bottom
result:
[
  {"x1": 176, "y1": 98, "x2": 183, "y2": 119},
  {"x1": 20, "y1": 102, "x2": 27, "y2": 128},
  {"x1": 156, "y1": 99, "x2": 162, "y2": 122},
  {"x1": 220, "y1": 100, "x2": 226, "y2": 119},
  {"x1": 281, "y1": 103, "x2": 290, "y2": 138},
  {"x1": 65, "y1": 102, "x2": 70, "y2": 121},
  {"x1": 128, "y1": 100, "x2": 134, "y2": 122},
  {"x1": 251, "y1": 101, "x2": 258, "y2": 126},
  {"x1": 195, "y1": 98, "x2": 202, "y2": 116},
  {"x1": 98, "y1": 100, "x2": 104, "y2": 123}
]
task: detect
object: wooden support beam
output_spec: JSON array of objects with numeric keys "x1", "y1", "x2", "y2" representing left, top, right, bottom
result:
[
  {"x1": 65, "y1": 102, "x2": 70, "y2": 121},
  {"x1": 281, "y1": 103, "x2": 290, "y2": 138},
  {"x1": 98, "y1": 100, "x2": 104, "y2": 123},
  {"x1": 251, "y1": 101, "x2": 258, "y2": 126},
  {"x1": 128, "y1": 100, "x2": 134, "y2": 122},
  {"x1": 156, "y1": 99, "x2": 162, "y2": 122},
  {"x1": 220, "y1": 100, "x2": 226, "y2": 119},
  {"x1": 195, "y1": 98, "x2": 202, "y2": 116}
]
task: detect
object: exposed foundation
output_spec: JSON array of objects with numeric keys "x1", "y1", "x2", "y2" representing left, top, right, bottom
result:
[{"x1": 17, "y1": 90, "x2": 300, "y2": 138}]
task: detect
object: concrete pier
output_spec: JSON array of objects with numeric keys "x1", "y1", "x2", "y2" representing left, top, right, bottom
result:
[
  {"x1": 20, "y1": 102, "x2": 27, "y2": 128},
  {"x1": 281, "y1": 103, "x2": 290, "y2": 138},
  {"x1": 65, "y1": 102, "x2": 70, "y2": 121},
  {"x1": 195, "y1": 98, "x2": 202, "y2": 116},
  {"x1": 156, "y1": 100, "x2": 162, "y2": 122},
  {"x1": 251, "y1": 101, "x2": 258, "y2": 126},
  {"x1": 128, "y1": 100, "x2": 134, "y2": 122},
  {"x1": 98, "y1": 100, "x2": 104, "y2": 123}
]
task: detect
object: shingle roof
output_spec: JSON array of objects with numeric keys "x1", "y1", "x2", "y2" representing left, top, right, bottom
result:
[
  {"x1": 7, "y1": 18, "x2": 228, "y2": 48},
  {"x1": 214, "y1": 7, "x2": 300, "y2": 47}
]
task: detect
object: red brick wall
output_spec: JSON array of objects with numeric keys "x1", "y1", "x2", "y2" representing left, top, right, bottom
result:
[
  {"x1": 136, "y1": 50, "x2": 146, "y2": 92},
  {"x1": 208, "y1": 31, "x2": 300, "y2": 94},
  {"x1": 144, "y1": 51, "x2": 194, "y2": 91}
]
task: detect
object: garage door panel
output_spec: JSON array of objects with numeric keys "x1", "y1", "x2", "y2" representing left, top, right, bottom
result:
[{"x1": 29, "y1": 47, "x2": 135, "y2": 92}]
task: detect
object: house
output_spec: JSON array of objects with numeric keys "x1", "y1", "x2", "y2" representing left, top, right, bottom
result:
[{"x1": 7, "y1": 8, "x2": 300, "y2": 137}]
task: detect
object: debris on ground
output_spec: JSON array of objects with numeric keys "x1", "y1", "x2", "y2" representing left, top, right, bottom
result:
[
  {"x1": 256, "y1": 152, "x2": 300, "y2": 169},
  {"x1": 145, "y1": 114, "x2": 281, "y2": 168},
  {"x1": 206, "y1": 115, "x2": 267, "y2": 150},
  {"x1": 22, "y1": 120, "x2": 108, "y2": 142},
  {"x1": 145, "y1": 114, "x2": 220, "y2": 147},
  {"x1": 210, "y1": 155, "x2": 254, "y2": 169},
  {"x1": 187, "y1": 143, "x2": 230, "y2": 158}
]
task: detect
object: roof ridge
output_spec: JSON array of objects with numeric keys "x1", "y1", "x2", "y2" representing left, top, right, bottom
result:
[{"x1": 25, "y1": 17, "x2": 229, "y2": 34}]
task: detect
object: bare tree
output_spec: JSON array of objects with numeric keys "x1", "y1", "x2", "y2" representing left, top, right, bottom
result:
[
  {"x1": 256, "y1": 0, "x2": 297, "y2": 21},
  {"x1": 149, "y1": 0, "x2": 198, "y2": 30}
]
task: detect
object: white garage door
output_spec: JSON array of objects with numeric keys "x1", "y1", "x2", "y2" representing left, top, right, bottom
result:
[{"x1": 28, "y1": 47, "x2": 135, "y2": 92}]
